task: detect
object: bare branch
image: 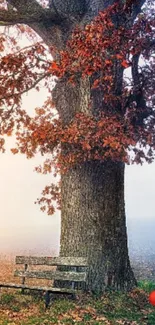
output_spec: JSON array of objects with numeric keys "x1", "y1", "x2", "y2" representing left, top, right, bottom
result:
[
  {"x1": 7, "y1": 0, "x2": 46, "y2": 14},
  {"x1": 0, "y1": 9, "x2": 45, "y2": 26},
  {"x1": 0, "y1": 72, "x2": 50, "y2": 102},
  {"x1": 7, "y1": 0, "x2": 62, "y2": 22},
  {"x1": 1, "y1": 0, "x2": 69, "y2": 49},
  {"x1": 130, "y1": 53, "x2": 153, "y2": 124},
  {"x1": 132, "y1": 0, "x2": 146, "y2": 21},
  {"x1": 0, "y1": 0, "x2": 63, "y2": 27}
]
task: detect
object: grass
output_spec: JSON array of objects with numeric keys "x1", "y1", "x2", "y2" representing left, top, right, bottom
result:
[
  {"x1": 138, "y1": 280, "x2": 155, "y2": 293},
  {"x1": 0, "y1": 282, "x2": 155, "y2": 324}
]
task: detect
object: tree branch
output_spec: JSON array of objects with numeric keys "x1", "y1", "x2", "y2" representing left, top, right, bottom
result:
[
  {"x1": 0, "y1": 72, "x2": 50, "y2": 102},
  {"x1": 2, "y1": 0, "x2": 69, "y2": 49},
  {"x1": 7, "y1": 0, "x2": 46, "y2": 14},
  {"x1": 0, "y1": 9, "x2": 46, "y2": 26},
  {"x1": 0, "y1": 0, "x2": 63, "y2": 27},
  {"x1": 130, "y1": 52, "x2": 153, "y2": 125},
  {"x1": 132, "y1": 0, "x2": 146, "y2": 21}
]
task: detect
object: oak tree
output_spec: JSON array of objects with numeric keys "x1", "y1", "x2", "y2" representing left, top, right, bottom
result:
[{"x1": 0, "y1": 0, "x2": 154, "y2": 292}]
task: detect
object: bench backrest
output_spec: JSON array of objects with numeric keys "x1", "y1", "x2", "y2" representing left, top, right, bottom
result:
[{"x1": 14, "y1": 256, "x2": 88, "y2": 286}]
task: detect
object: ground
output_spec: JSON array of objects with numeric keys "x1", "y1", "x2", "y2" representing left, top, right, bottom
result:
[
  {"x1": 0, "y1": 256, "x2": 155, "y2": 324},
  {"x1": 0, "y1": 284, "x2": 155, "y2": 324}
]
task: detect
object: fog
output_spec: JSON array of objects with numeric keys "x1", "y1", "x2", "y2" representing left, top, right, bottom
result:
[{"x1": 1, "y1": 217, "x2": 155, "y2": 259}]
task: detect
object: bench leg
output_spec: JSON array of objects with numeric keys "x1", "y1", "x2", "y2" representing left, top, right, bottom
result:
[
  {"x1": 45, "y1": 291, "x2": 50, "y2": 309},
  {"x1": 71, "y1": 293, "x2": 76, "y2": 300}
]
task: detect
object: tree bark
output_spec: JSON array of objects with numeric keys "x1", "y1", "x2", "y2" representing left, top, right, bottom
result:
[
  {"x1": 60, "y1": 160, "x2": 136, "y2": 293},
  {"x1": 52, "y1": 58, "x2": 137, "y2": 294}
]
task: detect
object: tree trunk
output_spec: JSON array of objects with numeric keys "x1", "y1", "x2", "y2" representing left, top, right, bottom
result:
[
  {"x1": 52, "y1": 70, "x2": 137, "y2": 293},
  {"x1": 60, "y1": 160, "x2": 136, "y2": 293}
]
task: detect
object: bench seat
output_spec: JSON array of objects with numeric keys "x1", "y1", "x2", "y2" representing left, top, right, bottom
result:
[
  {"x1": 0, "y1": 256, "x2": 88, "y2": 307},
  {"x1": 0, "y1": 282, "x2": 79, "y2": 294}
]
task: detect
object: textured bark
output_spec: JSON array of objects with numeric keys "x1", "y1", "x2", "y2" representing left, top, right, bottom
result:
[
  {"x1": 60, "y1": 160, "x2": 136, "y2": 292},
  {"x1": 52, "y1": 70, "x2": 136, "y2": 293}
]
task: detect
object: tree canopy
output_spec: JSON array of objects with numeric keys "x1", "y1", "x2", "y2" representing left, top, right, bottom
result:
[{"x1": 0, "y1": 0, "x2": 154, "y2": 215}]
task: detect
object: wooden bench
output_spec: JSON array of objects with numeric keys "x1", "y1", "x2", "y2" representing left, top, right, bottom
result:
[{"x1": 0, "y1": 256, "x2": 88, "y2": 308}]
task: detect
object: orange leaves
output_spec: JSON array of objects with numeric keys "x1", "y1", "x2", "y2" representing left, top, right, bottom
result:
[
  {"x1": 49, "y1": 61, "x2": 60, "y2": 75},
  {"x1": 105, "y1": 60, "x2": 112, "y2": 66},
  {"x1": 0, "y1": 35, "x2": 5, "y2": 52},
  {"x1": 35, "y1": 108, "x2": 46, "y2": 115},
  {"x1": 115, "y1": 54, "x2": 131, "y2": 69},
  {"x1": 82, "y1": 142, "x2": 92, "y2": 151},
  {"x1": 0, "y1": 41, "x2": 51, "y2": 116},
  {"x1": 121, "y1": 60, "x2": 130, "y2": 68},
  {"x1": 36, "y1": 182, "x2": 61, "y2": 215},
  {"x1": 17, "y1": 109, "x2": 144, "y2": 176},
  {"x1": 10, "y1": 148, "x2": 19, "y2": 154},
  {"x1": 47, "y1": 2, "x2": 153, "y2": 100},
  {"x1": 6, "y1": 129, "x2": 13, "y2": 136},
  {"x1": 116, "y1": 54, "x2": 124, "y2": 60},
  {"x1": 14, "y1": 98, "x2": 155, "y2": 192},
  {"x1": 51, "y1": 61, "x2": 59, "y2": 70},
  {"x1": 92, "y1": 79, "x2": 100, "y2": 89},
  {"x1": 0, "y1": 137, "x2": 5, "y2": 153}
]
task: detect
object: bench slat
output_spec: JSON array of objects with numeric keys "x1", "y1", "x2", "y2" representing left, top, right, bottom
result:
[
  {"x1": 0, "y1": 282, "x2": 77, "y2": 293},
  {"x1": 15, "y1": 256, "x2": 88, "y2": 267},
  {"x1": 14, "y1": 270, "x2": 86, "y2": 282}
]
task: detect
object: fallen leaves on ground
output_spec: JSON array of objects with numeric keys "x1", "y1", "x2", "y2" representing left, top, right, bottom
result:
[{"x1": 0, "y1": 258, "x2": 155, "y2": 324}]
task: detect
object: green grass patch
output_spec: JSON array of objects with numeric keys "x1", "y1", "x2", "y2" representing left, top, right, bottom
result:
[
  {"x1": 0, "y1": 293, "x2": 15, "y2": 305},
  {"x1": 147, "y1": 311, "x2": 155, "y2": 325},
  {"x1": 138, "y1": 280, "x2": 155, "y2": 293},
  {"x1": 0, "y1": 281, "x2": 155, "y2": 325}
]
